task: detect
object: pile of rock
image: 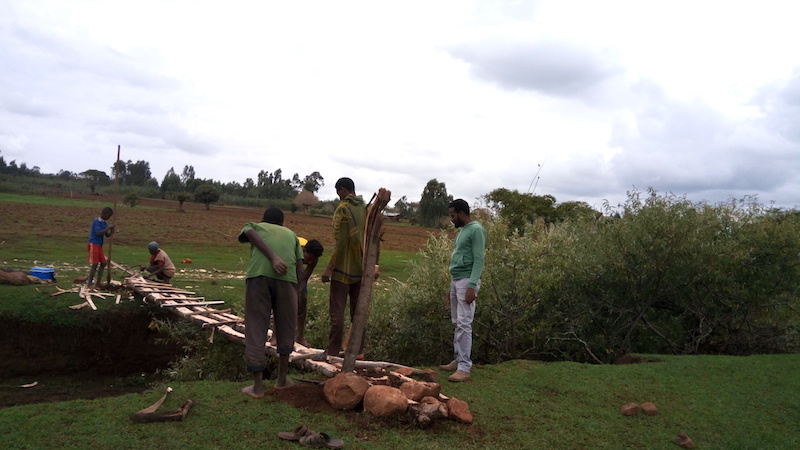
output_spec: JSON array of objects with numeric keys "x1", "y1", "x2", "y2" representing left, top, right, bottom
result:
[{"x1": 322, "y1": 368, "x2": 472, "y2": 428}]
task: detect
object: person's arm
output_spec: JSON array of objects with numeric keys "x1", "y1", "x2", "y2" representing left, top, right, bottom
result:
[
  {"x1": 144, "y1": 264, "x2": 165, "y2": 279},
  {"x1": 295, "y1": 259, "x2": 304, "y2": 286},
  {"x1": 465, "y1": 227, "x2": 486, "y2": 304},
  {"x1": 242, "y1": 228, "x2": 288, "y2": 275},
  {"x1": 299, "y1": 256, "x2": 318, "y2": 292},
  {"x1": 303, "y1": 256, "x2": 318, "y2": 282},
  {"x1": 95, "y1": 224, "x2": 115, "y2": 237}
]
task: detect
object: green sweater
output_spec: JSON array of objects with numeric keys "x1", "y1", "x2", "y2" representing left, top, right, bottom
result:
[
  {"x1": 449, "y1": 221, "x2": 486, "y2": 289},
  {"x1": 329, "y1": 194, "x2": 366, "y2": 284}
]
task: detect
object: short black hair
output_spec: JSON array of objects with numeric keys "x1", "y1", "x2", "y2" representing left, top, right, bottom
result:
[
  {"x1": 335, "y1": 177, "x2": 355, "y2": 193},
  {"x1": 304, "y1": 239, "x2": 324, "y2": 257},
  {"x1": 449, "y1": 198, "x2": 470, "y2": 215},
  {"x1": 262, "y1": 207, "x2": 284, "y2": 225},
  {"x1": 101, "y1": 207, "x2": 113, "y2": 216}
]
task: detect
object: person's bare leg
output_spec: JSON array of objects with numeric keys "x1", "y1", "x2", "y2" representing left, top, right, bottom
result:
[
  {"x1": 241, "y1": 371, "x2": 265, "y2": 399},
  {"x1": 87, "y1": 264, "x2": 98, "y2": 286},
  {"x1": 96, "y1": 263, "x2": 106, "y2": 287},
  {"x1": 296, "y1": 315, "x2": 308, "y2": 347},
  {"x1": 275, "y1": 354, "x2": 293, "y2": 388}
]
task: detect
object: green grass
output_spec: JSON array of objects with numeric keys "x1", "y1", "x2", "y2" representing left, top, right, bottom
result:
[
  {"x1": 0, "y1": 192, "x2": 164, "y2": 210},
  {"x1": 1, "y1": 355, "x2": 798, "y2": 448}
]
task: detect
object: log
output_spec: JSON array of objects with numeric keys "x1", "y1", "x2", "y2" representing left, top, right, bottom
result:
[
  {"x1": 342, "y1": 188, "x2": 390, "y2": 373},
  {"x1": 130, "y1": 399, "x2": 193, "y2": 423}
]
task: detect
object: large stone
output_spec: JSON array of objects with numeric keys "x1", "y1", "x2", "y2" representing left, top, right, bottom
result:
[
  {"x1": 447, "y1": 397, "x2": 473, "y2": 424},
  {"x1": 410, "y1": 396, "x2": 448, "y2": 429},
  {"x1": 0, "y1": 271, "x2": 31, "y2": 286},
  {"x1": 640, "y1": 402, "x2": 658, "y2": 416},
  {"x1": 323, "y1": 372, "x2": 370, "y2": 410},
  {"x1": 420, "y1": 396, "x2": 448, "y2": 418},
  {"x1": 393, "y1": 367, "x2": 414, "y2": 377},
  {"x1": 363, "y1": 385, "x2": 408, "y2": 417},
  {"x1": 399, "y1": 380, "x2": 441, "y2": 402},
  {"x1": 417, "y1": 369, "x2": 439, "y2": 383},
  {"x1": 676, "y1": 432, "x2": 695, "y2": 449},
  {"x1": 620, "y1": 402, "x2": 640, "y2": 416}
]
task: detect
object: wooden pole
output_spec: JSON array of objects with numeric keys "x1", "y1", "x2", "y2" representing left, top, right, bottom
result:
[
  {"x1": 342, "y1": 188, "x2": 391, "y2": 373},
  {"x1": 106, "y1": 145, "x2": 121, "y2": 285}
]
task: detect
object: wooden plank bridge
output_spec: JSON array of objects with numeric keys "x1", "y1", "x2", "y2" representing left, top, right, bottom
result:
[{"x1": 65, "y1": 262, "x2": 419, "y2": 378}]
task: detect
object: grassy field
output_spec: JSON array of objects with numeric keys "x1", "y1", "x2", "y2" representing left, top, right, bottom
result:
[
  {"x1": 1, "y1": 193, "x2": 799, "y2": 449},
  {"x1": 1, "y1": 355, "x2": 798, "y2": 449}
]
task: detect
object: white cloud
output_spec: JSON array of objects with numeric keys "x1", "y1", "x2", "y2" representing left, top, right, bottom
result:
[{"x1": 1, "y1": 0, "x2": 798, "y2": 210}]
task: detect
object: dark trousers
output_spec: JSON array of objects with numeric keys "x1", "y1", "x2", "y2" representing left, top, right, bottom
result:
[
  {"x1": 244, "y1": 276, "x2": 297, "y2": 372},
  {"x1": 325, "y1": 280, "x2": 365, "y2": 356}
]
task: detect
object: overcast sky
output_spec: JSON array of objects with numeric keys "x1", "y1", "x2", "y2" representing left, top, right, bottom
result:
[{"x1": 2, "y1": 0, "x2": 799, "y2": 210}]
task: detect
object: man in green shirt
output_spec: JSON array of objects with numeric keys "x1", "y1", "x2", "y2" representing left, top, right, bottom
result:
[
  {"x1": 315, "y1": 177, "x2": 367, "y2": 360},
  {"x1": 439, "y1": 199, "x2": 486, "y2": 382},
  {"x1": 239, "y1": 207, "x2": 303, "y2": 398}
]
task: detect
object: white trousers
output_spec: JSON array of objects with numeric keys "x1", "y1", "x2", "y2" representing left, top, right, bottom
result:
[{"x1": 449, "y1": 277, "x2": 480, "y2": 373}]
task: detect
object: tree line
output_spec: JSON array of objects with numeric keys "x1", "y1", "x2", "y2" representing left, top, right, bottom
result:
[{"x1": 1, "y1": 150, "x2": 599, "y2": 225}]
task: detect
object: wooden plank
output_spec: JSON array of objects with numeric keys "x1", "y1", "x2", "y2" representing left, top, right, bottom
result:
[
  {"x1": 149, "y1": 295, "x2": 207, "y2": 302},
  {"x1": 160, "y1": 301, "x2": 225, "y2": 307},
  {"x1": 201, "y1": 318, "x2": 244, "y2": 327},
  {"x1": 111, "y1": 260, "x2": 135, "y2": 276},
  {"x1": 187, "y1": 308, "x2": 232, "y2": 316}
]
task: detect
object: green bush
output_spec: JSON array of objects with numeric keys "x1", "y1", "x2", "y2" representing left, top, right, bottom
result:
[
  {"x1": 123, "y1": 192, "x2": 138, "y2": 207},
  {"x1": 367, "y1": 189, "x2": 800, "y2": 365}
]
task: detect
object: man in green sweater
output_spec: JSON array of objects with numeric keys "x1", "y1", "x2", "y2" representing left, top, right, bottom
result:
[
  {"x1": 439, "y1": 198, "x2": 486, "y2": 382},
  {"x1": 315, "y1": 177, "x2": 368, "y2": 361}
]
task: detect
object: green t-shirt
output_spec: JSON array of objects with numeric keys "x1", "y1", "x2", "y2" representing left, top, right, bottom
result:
[
  {"x1": 449, "y1": 221, "x2": 486, "y2": 289},
  {"x1": 239, "y1": 222, "x2": 303, "y2": 283}
]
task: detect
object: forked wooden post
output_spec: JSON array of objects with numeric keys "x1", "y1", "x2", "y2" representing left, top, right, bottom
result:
[
  {"x1": 342, "y1": 188, "x2": 391, "y2": 373},
  {"x1": 107, "y1": 145, "x2": 121, "y2": 285}
]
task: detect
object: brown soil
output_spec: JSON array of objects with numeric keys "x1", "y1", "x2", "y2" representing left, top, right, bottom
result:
[{"x1": 0, "y1": 193, "x2": 436, "y2": 253}]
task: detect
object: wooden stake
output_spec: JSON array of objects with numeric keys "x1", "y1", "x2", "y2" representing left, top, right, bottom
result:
[
  {"x1": 342, "y1": 188, "x2": 390, "y2": 373},
  {"x1": 107, "y1": 145, "x2": 121, "y2": 285}
]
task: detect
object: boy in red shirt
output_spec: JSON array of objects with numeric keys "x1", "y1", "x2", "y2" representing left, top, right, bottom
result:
[{"x1": 87, "y1": 207, "x2": 115, "y2": 287}]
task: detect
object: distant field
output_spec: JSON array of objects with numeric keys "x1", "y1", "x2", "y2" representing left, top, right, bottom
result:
[
  {"x1": 1, "y1": 192, "x2": 433, "y2": 251},
  {"x1": 0, "y1": 191, "x2": 432, "y2": 314}
]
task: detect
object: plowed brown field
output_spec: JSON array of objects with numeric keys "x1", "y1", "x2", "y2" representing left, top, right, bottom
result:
[{"x1": 0, "y1": 194, "x2": 435, "y2": 253}]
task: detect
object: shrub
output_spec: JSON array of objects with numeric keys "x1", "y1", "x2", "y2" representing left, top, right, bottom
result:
[
  {"x1": 367, "y1": 189, "x2": 800, "y2": 365},
  {"x1": 123, "y1": 192, "x2": 138, "y2": 207}
]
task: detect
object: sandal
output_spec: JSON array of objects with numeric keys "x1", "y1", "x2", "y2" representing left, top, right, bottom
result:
[
  {"x1": 277, "y1": 424, "x2": 314, "y2": 441},
  {"x1": 299, "y1": 432, "x2": 344, "y2": 448}
]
